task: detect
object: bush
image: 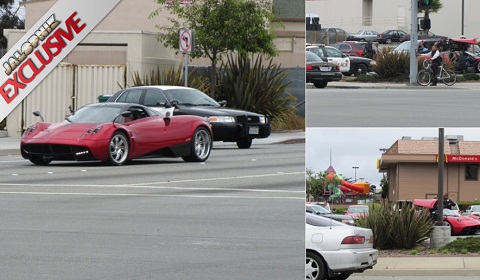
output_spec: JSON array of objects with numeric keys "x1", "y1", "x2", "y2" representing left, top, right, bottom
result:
[
  {"x1": 372, "y1": 47, "x2": 410, "y2": 80},
  {"x1": 442, "y1": 237, "x2": 480, "y2": 253},
  {"x1": 216, "y1": 53, "x2": 296, "y2": 121},
  {"x1": 270, "y1": 111, "x2": 305, "y2": 131},
  {"x1": 457, "y1": 201, "x2": 480, "y2": 212},
  {"x1": 463, "y1": 73, "x2": 480, "y2": 81},
  {"x1": 355, "y1": 204, "x2": 433, "y2": 250},
  {"x1": 353, "y1": 74, "x2": 380, "y2": 83}
]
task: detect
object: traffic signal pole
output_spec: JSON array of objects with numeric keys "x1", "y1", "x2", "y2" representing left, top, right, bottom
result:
[{"x1": 408, "y1": 0, "x2": 418, "y2": 85}]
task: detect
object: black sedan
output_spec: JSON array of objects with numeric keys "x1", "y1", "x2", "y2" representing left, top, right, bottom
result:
[
  {"x1": 377, "y1": 29, "x2": 407, "y2": 44},
  {"x1": 402, "y1": 31, "x2": 445, "y2": 42},
  {"x1": 107, "y1": 86, "x2": 270, "y2": 149},
  {"x1": 306, "y1": 51, "x2": 342, "y2": 88}
]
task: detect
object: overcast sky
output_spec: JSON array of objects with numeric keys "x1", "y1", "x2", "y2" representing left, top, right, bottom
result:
[{"x1": 306, "y1": 128, "x2": 480, "y2": 187}]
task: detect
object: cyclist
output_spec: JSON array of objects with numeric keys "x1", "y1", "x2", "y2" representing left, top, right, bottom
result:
[{"x1": 421, "y1": 44, "x2": 442, "y2": 86}]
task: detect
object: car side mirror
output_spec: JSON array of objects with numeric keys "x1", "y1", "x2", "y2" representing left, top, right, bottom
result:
[
  {"x1": 157, "y1": 101, "x2": 172, "y2": 108},
  {"x1": 33, "y1": 111, "x2": 45, "y2": 122}
]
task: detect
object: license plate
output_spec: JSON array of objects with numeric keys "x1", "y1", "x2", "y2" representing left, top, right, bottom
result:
[
  {"x1": 320, "y1": 66, "x2": 330, "y2": 71},
  {"x1": 249, "y1": 127, "x2": 259, "y2": 134}
]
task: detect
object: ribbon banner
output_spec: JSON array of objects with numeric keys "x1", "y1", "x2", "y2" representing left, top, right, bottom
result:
[{"x1": 0, "y1": 0, "x2": 122, "y2": 122}]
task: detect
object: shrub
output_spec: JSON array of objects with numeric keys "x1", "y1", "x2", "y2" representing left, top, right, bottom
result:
[
  {"x1": 129, "y1": 64, "x2": 210, "y2": 93},
  {"x1": 463, "y1": 73, "x2": 480, "y2": 81},
  {"x1": 442, "y1": 237, "x2": 480, "y2": 253},
  {"x1": 355, "y1": 204, "x2": 433, "y2": 250},
  {"x1": 216, "y1": 53, "x2": 296, "y2": 121},
  {"x1": 354, "y1": 74, "x2": 380, "y2": 83},
  {"x1": 270, "y1": 111, "x2": 305, "y2": 131},
  {"x1": 372, "y1": 47, "x2": 410, "y2": 80}
]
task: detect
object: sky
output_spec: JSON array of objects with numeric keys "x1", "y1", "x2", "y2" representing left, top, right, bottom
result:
[{"x1": 306, "y1": 128, "x2": 480, "y2": 188}]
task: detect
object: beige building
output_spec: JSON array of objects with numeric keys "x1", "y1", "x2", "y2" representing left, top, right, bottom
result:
[
  {"x1": 379, "y1": 136, "x2": 480, "y2": 203},
  {"x1": 3, "y1": 0, "x2": 304, "y2": 137}
]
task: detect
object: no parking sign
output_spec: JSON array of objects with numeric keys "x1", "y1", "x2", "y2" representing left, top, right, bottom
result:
[{"x1": 179, "y1": 29, "x2": 195, "y2": 53}]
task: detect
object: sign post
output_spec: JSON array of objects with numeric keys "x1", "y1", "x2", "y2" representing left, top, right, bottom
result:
[{"x1": 179, "y1": 29, "x2": 194, "y2": 87}]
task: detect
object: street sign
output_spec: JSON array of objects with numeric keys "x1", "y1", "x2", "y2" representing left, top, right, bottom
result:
[{"x1": 179, "y1": 29, "x2": 195, "y2": 53}]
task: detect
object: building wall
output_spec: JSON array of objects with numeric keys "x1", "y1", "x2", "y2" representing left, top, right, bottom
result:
[
  {"x1": 387, "y1": 162, "x2": 480, "y2": 202},
  {"x1": 306, "y1": 0, "x2": 480, "y2": 39}
]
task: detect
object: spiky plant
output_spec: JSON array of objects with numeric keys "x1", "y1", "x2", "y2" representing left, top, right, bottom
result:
[{"x1": 372, "y1": 47, "x2": 410, "y2": 80}]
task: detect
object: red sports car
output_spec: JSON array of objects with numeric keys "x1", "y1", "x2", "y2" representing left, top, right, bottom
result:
[
  {"x1": 413, "y1": 199, "x2": 480, "y2": 235},
  {"x1": 21, "y1": 103, "x2": 213, "y2": 165}
]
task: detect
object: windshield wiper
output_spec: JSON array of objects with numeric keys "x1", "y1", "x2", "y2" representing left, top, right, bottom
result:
[{"x1": 196, "y1": 103, "x2": 215, "y2": 106}]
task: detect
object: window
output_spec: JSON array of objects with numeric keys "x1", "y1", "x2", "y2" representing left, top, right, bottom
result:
[
  {"x1": 144, "y1": 89, "x2": 167, "y2": 106},
  {"x1": 465, "y1": 164, "x2": 478, "y2": 180},
  {"x1": 117, "y1": 89, "x2": 143, "y2": 104}
]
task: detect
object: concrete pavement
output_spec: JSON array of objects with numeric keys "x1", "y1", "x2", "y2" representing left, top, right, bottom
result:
[
  {"x1": 374, "y1": 256, "x2": 480, "y2": 271},
  {"x1": 0, "y1": 131, "x2": 306, "y2": 156}
]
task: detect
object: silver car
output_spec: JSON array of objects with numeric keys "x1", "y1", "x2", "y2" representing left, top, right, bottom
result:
[{"x1": 347, "y1": 30, "x2": 379, "y2": 42}]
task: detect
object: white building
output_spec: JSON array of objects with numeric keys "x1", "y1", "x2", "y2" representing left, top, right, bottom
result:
[{"x1": 306, "y1": 0, "x2": 480, "y2": 39}]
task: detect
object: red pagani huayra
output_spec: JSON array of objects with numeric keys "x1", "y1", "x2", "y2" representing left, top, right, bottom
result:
[{"x1": 21, "y1": 103, "x2": 213, "y2": 165}]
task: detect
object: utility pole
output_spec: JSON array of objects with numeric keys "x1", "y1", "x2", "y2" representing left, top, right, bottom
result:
[
  {"x1": 437, "y1": 128, "x2": 444, "y2": 226},
  {"x1": 408, "y1": 0, "x2": 418, "y2": 85}
]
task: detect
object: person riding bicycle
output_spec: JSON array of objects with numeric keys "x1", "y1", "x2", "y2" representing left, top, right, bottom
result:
[{"x1": 425, "y1": 44, "x2": 442, "y2": 86}]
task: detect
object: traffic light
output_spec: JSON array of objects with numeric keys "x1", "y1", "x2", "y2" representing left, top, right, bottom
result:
[
  {"x1": 418, "y1": 0, "x2": 433, "y2": 9},
  {"x1": 420, "y1": 18, "x2": 431, "y2": 30},
  {"x1": 306, "y1": 16, "x2": 321, "y2": 31}
]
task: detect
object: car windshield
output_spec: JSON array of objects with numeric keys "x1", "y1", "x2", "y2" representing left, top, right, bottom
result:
[
  {"x1": 66, "y1": 106, "x2": 123, "y2": 123},
  {"x1": 307, "y1": 47, "x2": 324, "y2": 58},
  {"x1": 394, "y1": 41, "x2": 411, "y2": 52},
  {"x1": 306, "y1": 51, "x2": 322, "y2": 62},
  {"x1": 308, "y1": 204, "x2": 331, "y2": 214},
  {"x1": 348, "y1": 206, "x2": 369, "y2": 213},
  {"x1": 162, "y1": 88, "x2": 219, "y2": 106},
  {"x1": 443, "y1": 209, "x2": 461, "y2": 216}
]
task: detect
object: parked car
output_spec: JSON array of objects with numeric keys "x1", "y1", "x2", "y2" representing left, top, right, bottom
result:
[
  {"x1": 393, "y1": 40, "x2": 437, "y2": 54},
  {"x1": 306, "y1": 44, "x2": 351, "y2": 72},
  {"x1": 466, "y1": 205, "x2": 480, "y2": 216},
  {"x1": 306, "y1": 204, "x2": 355, "y2": 225},
  {"x1": 305, "y1": 51, "x2": 342, "y2": 88},
  {"x1": 402, "y1": 31, "x2": 445, "y2": 42},
  {"x1": 443, "y1": 51, "x2": 480, "y2": 73},
  {"x1": 377, "y1": 29, "x2": 407, "y2": 44},
  {"x1": 347, "y1": 30, "x2": 380, "y2": 42},
  {"x1": 343, "y1": 56, "x2": 376, "y2": 76},
  {"x1": 345, "y1": 205, "x2": 369, "y2": 219},
  {"x1": 306, "y1": 27, "x2": 349, "y2": 45},
  {"x1": 413, "y1": 199, "x2": 480, "y2": 235},
  {"x1": 21, "y1": 103, "x2": 213, "y2": 165},
  {"x1": 107, "y1": 86, "x2": 270, "y2": 149},
  {"x1": 306, "y1": 213, "x2": 378, "y2": 280},
  {"x1": 332, "y1": 41, "x2": 367, "y2": 57}
]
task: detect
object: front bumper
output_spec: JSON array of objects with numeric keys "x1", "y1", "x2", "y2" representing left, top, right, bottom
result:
[{"x1": 211, "y1": 122, "x2": 271, "y2": 142}]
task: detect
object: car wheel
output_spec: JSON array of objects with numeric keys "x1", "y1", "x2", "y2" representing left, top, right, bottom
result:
[
  {"x1": 314, "y1": 81, "x2": 328, "y2": 88},
  {"x1": 353, "y1": 64, "x2": 368, "y2": 76},
  {"x1": 306, "y1": 251, "x2": 326, "y2": 280},
  {"x1": 107, "y1": 131, "x2": 129, "y2": 166},
  {"x1": 29, "y1": 155, "x2": 52, "y2": 165},
  {"x1": 360, "y1": 38, "x2": 366, "y2": 42},
  {"x1": 183, "y1": 127, "x2": 212, "y2": 162},
  {"x1": 329, "y1": 273, "x2": 352, "y2": 280},
  {"x1": 236, "y1": 138, "x2": 253, "y2": 149},
  {"x1": 386, "y1": 38, "x2": 392, "y2": 44},
  {"x1": 475, "y1": 61, "x2": 480, "y2": 73}
]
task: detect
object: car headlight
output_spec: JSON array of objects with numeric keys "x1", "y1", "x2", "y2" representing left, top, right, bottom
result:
[
  {"x1": 209, "y1": 116, "x2": 235, "y2": 123},
  {"x1": 85, "y1": 125, "x2": 103, "y2": 136},
  {"x1": 259, "y1": 116, "x2": 267, "y2": 124}
]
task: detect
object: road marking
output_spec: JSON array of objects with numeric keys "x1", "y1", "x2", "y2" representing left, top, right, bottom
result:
[{"x1": 0, "y1": 191, "x2": 305, "y2": 200}]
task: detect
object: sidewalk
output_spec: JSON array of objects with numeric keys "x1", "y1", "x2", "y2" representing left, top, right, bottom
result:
[
  {"x1": 307, "y1": 81, "x2": 480, "y2": 90},
  {"x1": 359, "y1": 256, "x2": 480, "y2": 276},
  {"x1": 0, "y1": 131, "x2": 306, "y2": 156}
]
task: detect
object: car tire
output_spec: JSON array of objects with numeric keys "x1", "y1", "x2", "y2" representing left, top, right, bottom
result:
[
  {"x1": 360, "y1": 38, "x2": 366, "y2": 42},
  {"x1": 183, "y1": 127, "x2": 212, "y2": 162},
  {"x1": 314, "y1": 81, "x2": 328, "y2": 88},
  {"x1": 29, "y1": 155, "x2": 52, "y2": 165},
  {"x1": 236, "y1": 138, "x2": 253, "y2": 149},
  {"x1": 386, "y1": 38, "x2": 392, "y2": 44},
  {"x1": 306, "y1": 251, "x2": 326, "y2": 280},
  {"x1": 107, "y1": 131, "x2": 129, "y2": 166},
  {"x1": 475, "y1": 62, "x2": 480, "y2": 73},
  {"x1": 342, "y1": 72, "x2": 353, "y2": 76},
  {"x1": 329, "y1": 273, "x2": 352, "y2": 280},
  {"x1": 353, "y1": 64, "x2": 368, "y2": 77}
]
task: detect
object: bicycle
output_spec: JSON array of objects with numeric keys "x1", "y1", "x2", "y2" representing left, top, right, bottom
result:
[{"x1": 417, "y1": 60, "x2": 457, "y2": 86}]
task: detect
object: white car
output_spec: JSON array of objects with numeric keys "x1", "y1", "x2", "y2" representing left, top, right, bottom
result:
[
  {"x1": 306, "y1": 45, "x2": 351, "y2": 72},
  {"x1": 465, "y1": 205, "x2": 480, "y2": 216},
  {"x1": 306, "y1": 213, "x2": 378, "y2": 280}
]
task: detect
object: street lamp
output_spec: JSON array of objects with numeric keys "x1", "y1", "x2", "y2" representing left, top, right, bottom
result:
[{"x1": 352, "y1": 166, "x2": 359, "y2": 182}]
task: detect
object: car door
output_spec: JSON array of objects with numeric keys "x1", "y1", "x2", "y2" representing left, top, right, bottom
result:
[
  {"x1": 143, "y1": 88, "x2": 175, "y2": 116},
  {"x1": 324, "y1": 47, "x2": 350, "y2": 72}
]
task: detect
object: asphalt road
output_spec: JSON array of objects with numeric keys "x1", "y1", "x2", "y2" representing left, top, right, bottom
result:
[
  {"x1": 0, "y1": 143, "x2": 305, "y2": 280},
  {"x1": 307, "y1": 88, "x2": 480, "y2": 127}
]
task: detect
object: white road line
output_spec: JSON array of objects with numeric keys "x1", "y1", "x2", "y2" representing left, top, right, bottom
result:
[{"x1": 0, "y1": 191, "x2": 305, "y2": 200}]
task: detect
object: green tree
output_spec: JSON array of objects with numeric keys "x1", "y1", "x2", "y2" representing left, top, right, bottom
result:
[
  {"x1": 306, "y1": 169, "x2": 343, "y2": 201},
  {"x1": 150, "y1": 0, "x2": 278, "y2": 97},
  {"x1": 1, "y1": 0, "x2": 24, "y2": 49},
  {"x1": 418, "y1": 0, "x2": 442, "y2": 34}
]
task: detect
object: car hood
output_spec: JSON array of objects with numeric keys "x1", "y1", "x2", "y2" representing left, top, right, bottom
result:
[
  {"x1": 175, "y1": 106, "x2": 265, "y2": 117},
  {"x1": 349, "y1": 56, "x2": 373, "y2": 63},
  {"x1": 24, "y1": 123, "x2": 107, "y2": 141}
]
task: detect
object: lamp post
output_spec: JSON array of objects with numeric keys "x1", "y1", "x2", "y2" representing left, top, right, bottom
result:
[
  {"x1": 352, "y1": 166, "x2": 359, "y2": 182},
  {"x1": 461, "y1": 0, "x2": 465, "y2": 36}
]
